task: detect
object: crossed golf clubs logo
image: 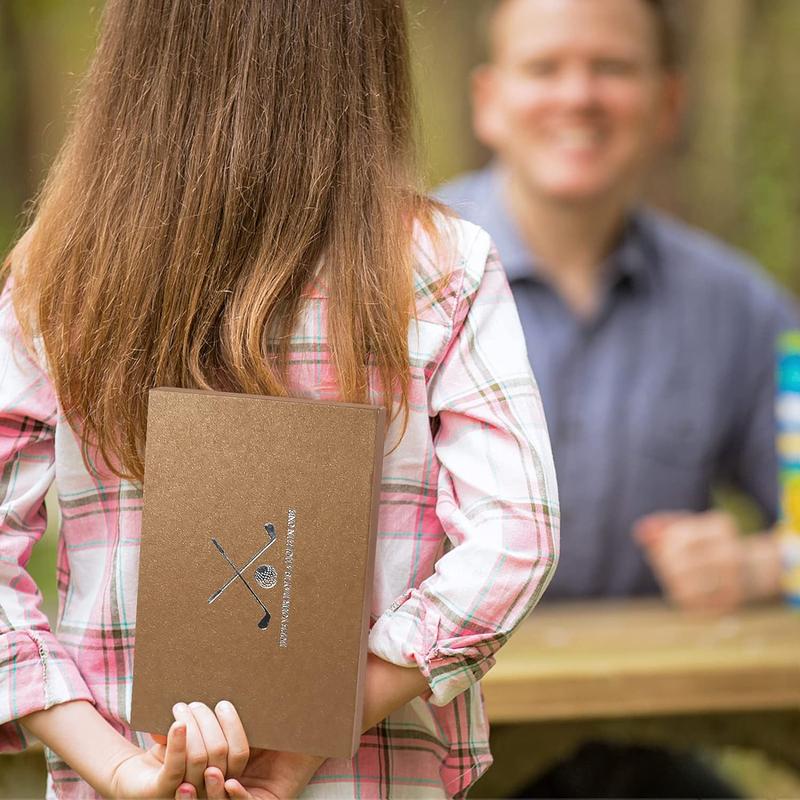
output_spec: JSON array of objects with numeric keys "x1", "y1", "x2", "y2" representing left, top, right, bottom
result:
[{"x1": 207, "y1": 523, "x2": 278, "y2": 630}]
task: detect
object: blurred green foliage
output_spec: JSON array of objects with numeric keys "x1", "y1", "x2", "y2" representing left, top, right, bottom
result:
[
  {"x1": 2, "y1": 0, "x2": 799, "y2": 294},
  {"x1": 0, "y1": 0, "x2": 98, "y2": 251},
  {"x1": 737, "y1": 0, "x2": 800, "y2": 293}
]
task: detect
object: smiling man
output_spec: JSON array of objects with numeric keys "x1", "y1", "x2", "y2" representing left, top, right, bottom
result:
[
  {"x1": 440, "y1": 0, "x2": 798, "y2": 609},
  {"x1": 438, "y1": 0, "x2": 798, "y2": 796}
]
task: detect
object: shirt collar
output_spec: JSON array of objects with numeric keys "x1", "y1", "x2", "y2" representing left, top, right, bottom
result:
[
  {"x1": 482, "y1": 165, "x2": 657, "y2": 291},
  {"x1": 604, "y1": 212, "x2": 657, "y2": 291}
]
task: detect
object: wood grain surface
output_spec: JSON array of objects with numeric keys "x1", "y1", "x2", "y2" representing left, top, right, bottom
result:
[{"x1": 482, "y1": 600, "x2": 800, "y2": 721}]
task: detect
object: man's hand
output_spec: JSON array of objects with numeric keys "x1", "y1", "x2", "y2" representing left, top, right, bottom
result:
[{"x1": 633, "y1": 510, "x2": 782, "y2": 613}]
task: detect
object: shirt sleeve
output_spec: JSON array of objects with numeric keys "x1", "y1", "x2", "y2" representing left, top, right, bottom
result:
[
  {"x1": 722, "y1": 285, "x2": 800, "y2": 523},
  {"x1": 0, "y1": 279, "x2": 94, "y2": 752},
  {"x1": 368, "y1": 235, "x2": 560, "y2": 706}
]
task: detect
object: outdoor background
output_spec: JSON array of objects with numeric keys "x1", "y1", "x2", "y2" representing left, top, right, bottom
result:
[
  {"x1": 3, "y1": 0, "x2": 799, "y2": 618},
  {"x1": 2, "y1": 0, "x2": 800, "y2": 293},
  {"x1": 1, "y1": 0, "x2": 799, "y2": 796}
]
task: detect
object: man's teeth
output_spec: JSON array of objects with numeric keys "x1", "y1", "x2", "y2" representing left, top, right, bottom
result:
[{"x1": 556, "y1": 130, "x2": 599, "y2": 147}]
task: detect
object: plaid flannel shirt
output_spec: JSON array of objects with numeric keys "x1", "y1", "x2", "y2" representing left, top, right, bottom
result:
[{"x1": 0, "y1": 216, "x2": 559, "y2": 798}]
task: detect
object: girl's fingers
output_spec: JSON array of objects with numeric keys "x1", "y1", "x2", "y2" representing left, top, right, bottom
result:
[
  {"x1": 204, "y1": 767, "x2": 228, "y2": 800},
  {"x1": 224, "y1": 778, "x2": 254, "y2": 799},
  {"x1": 149, "y1": 731, "x2": 168, "y2": 762},
  {"x1": 173, "y1": 702, "x2": 207, "y2": 789},
  {"x1": 214, "y1": 700, "x2": 250, "y2": 778},
  {"x1": 187, "y1": 701, "x2": 229, "y2": 775},
  {"x1": 160, "y1": 720, "x2": 188, "y2": 787},
  {"x1": 175, "y1": 783, "x2": 197, "y2": 799}
]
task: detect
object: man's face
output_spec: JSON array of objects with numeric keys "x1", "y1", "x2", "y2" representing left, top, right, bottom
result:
[{"x1": 473, "y1": 0, "x2": 679, "y2": 205}]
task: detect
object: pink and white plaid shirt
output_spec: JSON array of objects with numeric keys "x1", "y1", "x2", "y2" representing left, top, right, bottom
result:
[{"x1": 0, "y1": 217, "x2": 559, "y2": 799}]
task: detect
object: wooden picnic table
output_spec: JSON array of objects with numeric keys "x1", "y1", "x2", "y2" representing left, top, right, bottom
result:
[
  {"x1": 473, "y1": 599, "x2": 800, "y2": 797},
  {"x1": 2, "y1": 600, "x2": 798, "y2": 798}
]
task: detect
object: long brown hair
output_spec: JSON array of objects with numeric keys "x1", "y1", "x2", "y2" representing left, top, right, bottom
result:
[{"x1": 5, "y1": 0, "x2": 431, "y2": 482}]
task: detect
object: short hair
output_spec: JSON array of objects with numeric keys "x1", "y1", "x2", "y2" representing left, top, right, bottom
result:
[
  {"x1": 644, "y1": 0, "x2": 680, "y2": 70},
  {"x1": 485, "y1": 0, "x2": 682, "y2": 71}
]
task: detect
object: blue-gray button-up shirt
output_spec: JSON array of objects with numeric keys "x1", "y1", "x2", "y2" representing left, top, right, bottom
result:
[{"x1": 438, "y1": 166, "x2": 800, "y2": 600}]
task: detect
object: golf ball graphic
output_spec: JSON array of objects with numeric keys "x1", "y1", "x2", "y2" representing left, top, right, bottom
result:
[{"x1": 254, "y1": 564, "x2": 278, "y2": 589}]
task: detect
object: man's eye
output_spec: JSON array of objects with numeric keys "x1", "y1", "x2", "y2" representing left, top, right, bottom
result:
[
  {"x1": 522, "y1": 60, "x2": 558, "y2": 78},
  {"x1": 594, "y1": 59, "x2": 637, "y2": 76}
]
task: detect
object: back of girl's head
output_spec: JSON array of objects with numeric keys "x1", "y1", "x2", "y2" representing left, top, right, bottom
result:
[
  {"x1": 9, "y1": 0, "x2": 429, "y2": 482},
  {"x1": 90, "y1": 0, "x2": 415, "y2": 184}
]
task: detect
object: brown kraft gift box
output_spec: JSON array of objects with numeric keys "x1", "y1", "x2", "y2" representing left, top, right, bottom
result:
[{"x1": 130, "y1": 387, "x2": 386, "y2": 758}]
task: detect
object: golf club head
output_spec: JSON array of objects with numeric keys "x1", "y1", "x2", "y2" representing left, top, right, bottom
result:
[
  {"x1": 264, "y1": 522, "x2": 276, "y2": 547},
  {"x1": 258, "y1": 610, "x2": 271, "y2": 630}
]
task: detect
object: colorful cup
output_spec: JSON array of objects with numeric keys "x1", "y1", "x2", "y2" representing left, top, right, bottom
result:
[{"x1": 778, "y1": 332, "x2": 800, "y2": 607}]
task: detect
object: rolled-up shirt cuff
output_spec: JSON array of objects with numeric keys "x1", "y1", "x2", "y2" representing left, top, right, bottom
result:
[
  {"x1": 368, "y1": 588, "x2": 498, "y2": 707},
  {"x1": 0, "y1": 629, "x2": 94, "y2": 753}
]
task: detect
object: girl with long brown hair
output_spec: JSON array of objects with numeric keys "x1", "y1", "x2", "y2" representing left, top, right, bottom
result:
[{"x1": 0, "y1": 1, "x2": 559, "y2": 797}]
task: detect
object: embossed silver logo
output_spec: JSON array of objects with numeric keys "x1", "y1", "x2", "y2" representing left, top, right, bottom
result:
[{"x1": 208, "y1": 523, "x2": 278, "y2": 630}]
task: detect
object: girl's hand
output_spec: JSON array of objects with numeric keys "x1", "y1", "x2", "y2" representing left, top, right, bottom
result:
[
  {"x1": 107, "y1": 718, "x2": 193, "y2": 799},
  {"x1": 109, "y1": 699, "x2": 251, "y2": 798},
  {"x1": 167, "y1": 700, "x2": 251, "y2": 789},
  {"x1": 203, "y1": 749, "x2": 325, "y2": 800}
]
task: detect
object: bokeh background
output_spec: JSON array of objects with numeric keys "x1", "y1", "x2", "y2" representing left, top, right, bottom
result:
[
  {"x1": 2, "y1": 0, "x2": 800, "y2": 294},
  {"x1": 1, "y1": 0, "x2": 799, "y2": 796},
  {"x1": 3, "y1": 0, "x2": 799, "y2": 619}
]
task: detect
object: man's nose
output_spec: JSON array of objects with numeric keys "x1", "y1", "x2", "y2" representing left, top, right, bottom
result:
[{"x1": 554, "y1": 68, "x2": 599, "y2": 108}]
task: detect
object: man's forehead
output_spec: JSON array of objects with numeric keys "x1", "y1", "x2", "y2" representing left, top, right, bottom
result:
[{"x1": 489, "y1": 0, "x2": 660, "y2": 63}]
